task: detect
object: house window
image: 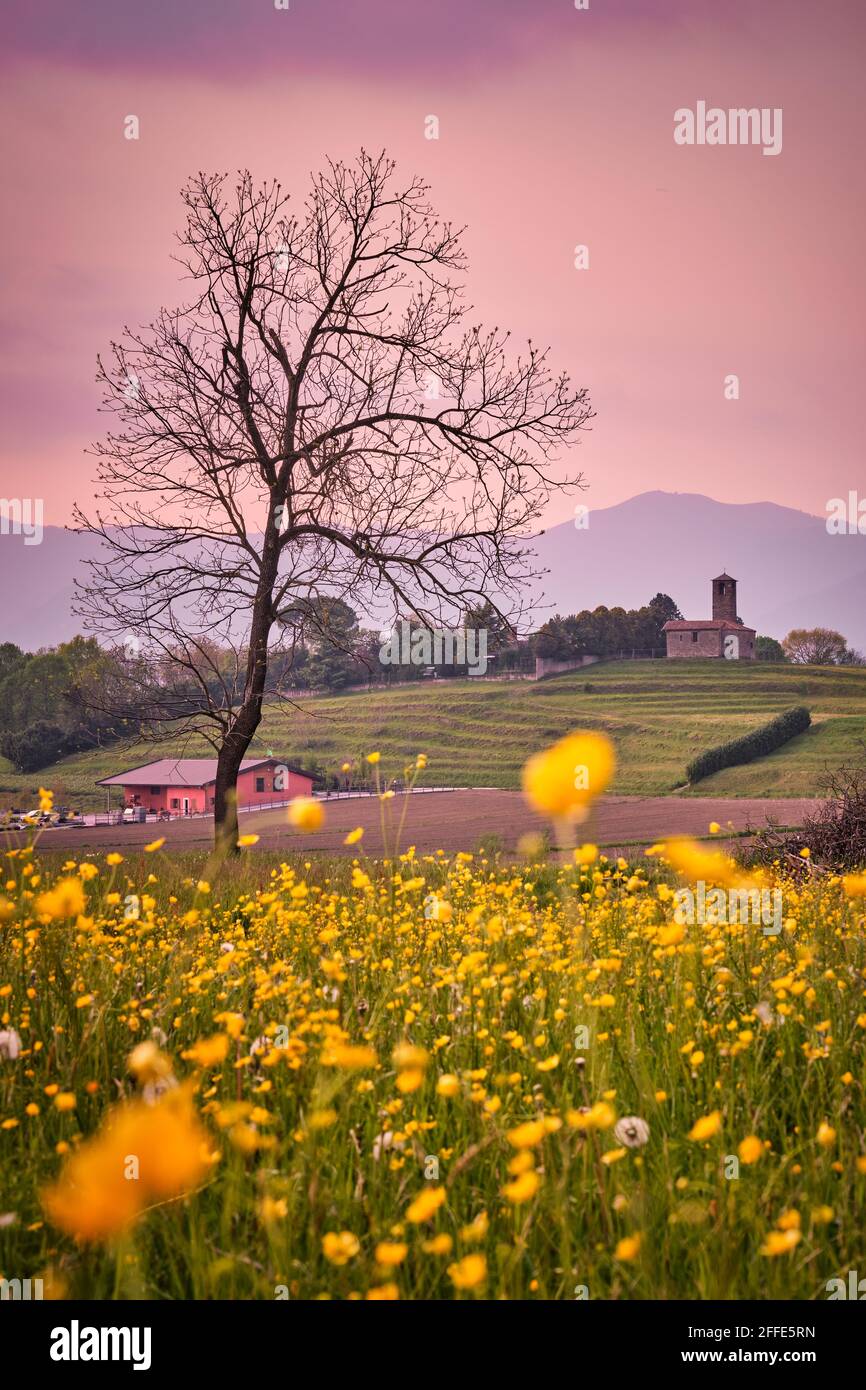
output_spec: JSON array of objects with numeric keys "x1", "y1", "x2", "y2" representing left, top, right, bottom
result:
[
  {"x1": 692, "y1": 631, "x2": 699, "y2": 642},
  {"x1": 149, "y1": 786, "x2": 161, "y2": 795},
  {"x1": 255, "y1": 777, "x2": 265, "y2": 793},
  {"x1": 171, "y1": 797, "x2": 179, "y2": 809}
]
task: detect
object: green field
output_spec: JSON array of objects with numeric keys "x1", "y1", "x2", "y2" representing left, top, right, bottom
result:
[{"x1": 3, "y1": 660, "x2": 866, "y2": 811}]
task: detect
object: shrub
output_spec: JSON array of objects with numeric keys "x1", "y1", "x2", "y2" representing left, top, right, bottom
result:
[
  {"x1": 748, "y1": 757, "x2": 866, "y2": 872},
  {"x1": 686, "y1": 706, "x2": 811, "y2": 784}
]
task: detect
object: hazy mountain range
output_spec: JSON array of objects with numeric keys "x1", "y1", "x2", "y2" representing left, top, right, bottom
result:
[
  {"x1": 1, "y1": 492, "x2": 864, "y2": 653},
  {"x1": 529, "y1": 492, "x2": 866, "y2": 652}
]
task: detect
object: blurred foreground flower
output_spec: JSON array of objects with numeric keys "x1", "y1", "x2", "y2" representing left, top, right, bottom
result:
[
  {"x1": 288, "y1": 797, "x2": 324, "y2": 831},
  {"x1": 35, "y1": 877, "x2": 86, "y2": 921},
  {"x1": 662, "y1": 838, "x2": 737, "y2": 886},
  {"x1": 522, "y1": 731, "x2": 615, "y2": 820},
  {"x1": 42, "y1": 1087, "x2": 210, "y2": 1241}
]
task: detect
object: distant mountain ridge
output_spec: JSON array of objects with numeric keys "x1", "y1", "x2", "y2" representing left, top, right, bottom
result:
[
  {"x1": 527, "y1": 491, "x2": 866, "y2": 652},
  {"x1": 1, "y1": 492, "x2": 864, "y2": 652}
]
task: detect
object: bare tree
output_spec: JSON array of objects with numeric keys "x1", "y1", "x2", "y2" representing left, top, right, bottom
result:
[
  {"x1": 76, "y1": 152, "x2": 593, "y2": 853},
  {"x1": 782, "y1": 628, "x2": 849, "y2": 665}
]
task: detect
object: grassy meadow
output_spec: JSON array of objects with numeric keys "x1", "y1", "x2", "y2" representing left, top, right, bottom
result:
[
  {"x1": 3, "y1": 660, "x2": 866, "y2": 812},
  {"x1": 1, "y1": 741, "x2": 866, "y2": 1301}
]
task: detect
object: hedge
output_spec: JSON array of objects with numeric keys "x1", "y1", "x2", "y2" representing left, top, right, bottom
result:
[{"x1": 686, "y1": 706, "x2": 811, "y2": 784}]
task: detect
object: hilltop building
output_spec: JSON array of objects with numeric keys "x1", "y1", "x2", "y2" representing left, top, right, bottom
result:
[{"x1": 663, "y1": 573, "x2": 756, "y2": 660}]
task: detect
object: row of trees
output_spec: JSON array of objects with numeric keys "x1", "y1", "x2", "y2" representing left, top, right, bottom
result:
[
  {"x1": 532, "y1": 594, "x2": 682, "y2": 660},
  {"x1": 0, "y1": 638, "x2": 132, "y2": 774}
]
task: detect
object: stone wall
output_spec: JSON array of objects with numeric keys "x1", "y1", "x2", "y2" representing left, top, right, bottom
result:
[{"x1": 666, "y1": 629, "x2": 723, "y2": 659}]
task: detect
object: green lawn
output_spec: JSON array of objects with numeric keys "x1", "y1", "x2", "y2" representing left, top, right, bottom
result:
[{"x1": 3, "y1": 660, "x2": 866, "y2": 810}]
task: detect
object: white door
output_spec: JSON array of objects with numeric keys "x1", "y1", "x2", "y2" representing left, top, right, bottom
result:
[{"x1": 182, "y1": 797, "x2": 190, "y2": 815}]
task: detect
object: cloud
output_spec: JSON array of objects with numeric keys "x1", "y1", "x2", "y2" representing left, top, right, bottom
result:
[{"x1": 1, "y1": 0, "x2": 814, "y2": 79}]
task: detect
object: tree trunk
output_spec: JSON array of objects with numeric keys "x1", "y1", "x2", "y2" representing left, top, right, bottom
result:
[{"x1": 213, "y1": 531, "x2": 279, "y2": 855}]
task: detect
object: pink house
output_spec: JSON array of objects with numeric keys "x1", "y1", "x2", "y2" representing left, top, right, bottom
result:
[{"x1": 97, "y1": 757, "x2": 314, "y2": 816}]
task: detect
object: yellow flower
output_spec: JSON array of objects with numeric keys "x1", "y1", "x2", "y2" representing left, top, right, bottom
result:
[
  {"x1": 182, "y1": 1034, "x2": 229, "y2": 1068},
  {"x1": 842, "y1": 873, "x2": 866, "y2": 896},
  {"x1": 237, "y1": 834, "x2": 259, "y2": 847},
  {"x1": 406, "y1": 1186, "x2": 446, "y2": 1223},
  {"x1": 39, "y1": 787, "x2": 54, "y2": 812},
  {"x1": 127, "y1": 1041, "x2": 174, "y2": 1086},
  {"x1": 366, "y1": 752, "x2": 381, "y2": 765},
  {"x1": 688, "y1": 1111, "x2": 722, "y2": 1142},
  {"x1": 448, "y1": 1254, "x2": 487, "y2": 1290},
  {"x1": 566, "y1": 1101, "x2": 615, "y2": 1131},
  {"x1": 662, "y1": 838, "x2": 736, "y2": 886},
  {"x1": 344, "y1": 827, "x2": 364, "y2": 845},
  {"x1": 258, "y1": 1196, "x2": 288, "y2": 1225},
  {"x1": 366, "y1": 1282, "x2": 399, "y2": 1300},
  {"x1": 322, "y1": 1231, "x2": 360, "y2": 1265},
  {"x1": 36, "y1": 877, "x2": 86, "y2": 921},
  {"x1": 308, "y1": 1108, "x2": 337, "y2": 1130},
  {"x1": 817, "y1": 1122, "x2": 836, "y2": 1149},
  {"x1": 760, "y1": 1229, "x2": 801, "y2": 1257},
  {"x1": 322, "y1": 1043, "x2": 378, "y2": 1070},
  {"x1": 507, "y1": 1118, "x2": 547, "y2": 1149},
  {"x1": 738, "y1": 1135, "x2": 763, "y2": 1165},
  {"x1": 106, "y1": 852, "x2": 124, "y2": 866},
  {"x1": 614, "y1": 1233, "x2": 642, "y2": 1262},
  {"x1": 436, "y1": 1073, "x2": 460, "y2": 1098},
  {"x1": 42, "y1": 1088, "x2": 208, "y2": 1242},
  {"x1": 522, "y1": 730, "x2": 615, "y2": 819},
  {"x1": 288, "y1": 797, "x2": 324, "y2": 831},
  {"x1": 54, "y1": 1093, "x2": 76, "y2": 1112},
  {"x1": 502, "y1": 1170, "x2": 541, "y2": 1204},
  {"x1": 573, "y1": 843, "x2": 598, "y2": 866},
  {"x1": 375, "y1": 1241, "x2": 408, "y2": 1267},
  {"x1": 143, "y1": 838, "x2": 165, "y2": 852},
  {"x1": 396, "y1": 1068, "x2": 424, "y2": 1094},
  {"x1": 422, "y1": 1233, "x2": 453, "y2": 1255}
]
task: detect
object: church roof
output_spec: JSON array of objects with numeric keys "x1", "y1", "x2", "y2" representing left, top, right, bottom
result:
[
  {"x1": 713, "y1": 572, "x2": 736, "y2": 582},
  {"x1": 663, "y1": 620, "x2": 755, "y2": 632}
]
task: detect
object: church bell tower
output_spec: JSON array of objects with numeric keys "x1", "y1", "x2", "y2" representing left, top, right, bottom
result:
[{"x1": 712, "y1": 572, "x2": 738, "y2": 623}]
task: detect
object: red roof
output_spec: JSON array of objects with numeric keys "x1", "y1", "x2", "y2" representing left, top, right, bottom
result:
[
  {"x1": 97, "y1": 757, "x2": 311, "y2": 788},
  {"x1": 663, "y1": 620, "x2": 755, "y2": 632}
]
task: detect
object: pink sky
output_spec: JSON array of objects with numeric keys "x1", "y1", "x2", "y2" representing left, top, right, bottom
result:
[{"x1": 1, "y1": 0, "x2": 864, "y2": 528}]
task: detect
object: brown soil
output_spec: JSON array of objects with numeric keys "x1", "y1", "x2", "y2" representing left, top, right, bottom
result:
[{"x1": 34, "y1": 791, "x2": 818, "y2": 858}]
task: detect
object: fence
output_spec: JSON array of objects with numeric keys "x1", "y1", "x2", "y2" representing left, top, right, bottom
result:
[{"x1": 82, "y1": 786, "x2": 462, "y2": 826}]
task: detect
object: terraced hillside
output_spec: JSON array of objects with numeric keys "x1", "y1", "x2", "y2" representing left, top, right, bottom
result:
[{"x1": 3, "y1": 660, "x2": 866, "y2": 811}]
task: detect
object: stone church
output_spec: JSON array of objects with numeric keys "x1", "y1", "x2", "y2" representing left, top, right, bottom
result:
[{"x1": 663, "y1": 573, "x2": 756, "y2": 660}]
